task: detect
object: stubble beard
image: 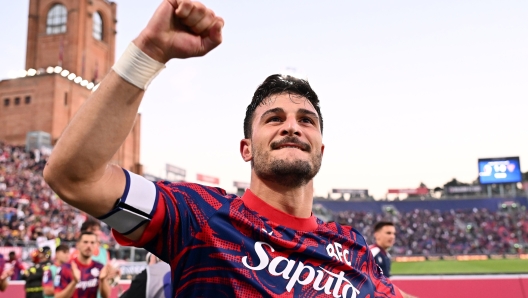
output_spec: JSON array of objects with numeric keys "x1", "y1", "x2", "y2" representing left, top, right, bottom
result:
[{"x1": 252, "y1": 145, "x2": 322, "y2": 188}]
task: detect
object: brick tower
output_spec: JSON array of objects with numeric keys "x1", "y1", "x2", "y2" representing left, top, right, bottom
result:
[{"x1": 0, "y1": 0, "x2": 142, "y2": 174}]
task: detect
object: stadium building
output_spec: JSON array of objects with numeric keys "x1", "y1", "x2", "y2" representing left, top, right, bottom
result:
[{"x1": 0, "y1": 0, "x2": 141, "y2": 174}]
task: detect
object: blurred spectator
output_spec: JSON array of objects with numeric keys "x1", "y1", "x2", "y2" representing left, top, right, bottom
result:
[
  {"x1": 0, "y1": 142, "x2": 92, "y2": 246},
  {"x1": 336, "y1": 206, "x2": 528, "y2": 256},
  {"x1": 8, "y1": 251, "x2": 24, "y2": 280},
  {"x1": 0, "y1": 253, "x2": 14, "y2": 292}
]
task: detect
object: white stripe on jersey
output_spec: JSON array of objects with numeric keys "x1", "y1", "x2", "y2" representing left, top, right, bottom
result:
[{"x1": 370, "y1": 246, "x2": 381, "y2": 257}]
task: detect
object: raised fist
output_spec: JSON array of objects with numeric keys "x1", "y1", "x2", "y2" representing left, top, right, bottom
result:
[{"x1": 134, "y1": 0, "x2": 224, "y2": 63}]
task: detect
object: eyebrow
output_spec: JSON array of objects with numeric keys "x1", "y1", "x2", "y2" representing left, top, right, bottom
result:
[{"x1": 260, "y1": 107, "x2": 319, "y2": 121}]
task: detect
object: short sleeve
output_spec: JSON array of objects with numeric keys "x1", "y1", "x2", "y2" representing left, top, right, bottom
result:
[
  {"x1": 112, "y1": 182, "x2": 231, "y2": 264},
  {"x1": 54, "y1": 265, "x2": 71, "y2": 293},
  {"x1": 112, "y1": 185, "x2": 174, "y2": 262},
  {"x1": 42, "y1": 269, "x2": 53, "y2": 287}
]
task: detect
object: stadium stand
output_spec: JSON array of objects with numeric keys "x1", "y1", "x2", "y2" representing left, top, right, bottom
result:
[
  {"x1": 1, "y1": 141, "x2": 527, "y2": 262},
  {"x1": 0, "y1": 142, "x2": 84, "y2": 246}
]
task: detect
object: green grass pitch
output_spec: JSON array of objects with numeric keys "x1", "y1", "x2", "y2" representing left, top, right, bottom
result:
[{"x1": 392, "y1": 259, "x2": 528, "y2": 275}]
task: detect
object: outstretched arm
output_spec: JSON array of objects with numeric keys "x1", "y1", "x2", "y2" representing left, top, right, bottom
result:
[{"x1": 43, "y1": 0, "x2": 224, "y2": 241}]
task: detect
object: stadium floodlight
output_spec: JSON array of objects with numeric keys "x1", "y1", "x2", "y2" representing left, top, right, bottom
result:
[
  {"x1": 60, "y1": 70, "x2": 70, "y2": 77},
  {"x1": 80, "y1": 80, "x2": 88, "y2": 87},
  {"x1": 18, "y1": 70, "x2": 28, "y2": 78},
  {"x1": 27, "y1": 69, "x2": 37, "y2": 76},
  {"x1": 54, "y1": 66, "x2": 62, "y2": 74},
  {"x1": 46, "y1": 66, "x2": 54, "y2": 74},
  {"x1": 86, "y1": 82, "x2": 95, "y2": 90},
  {"x1": 74, "y1": 76, "x2": 83, "y2": 84},
  {"x1": 7, "y1": 71, "x2": 18, "y2": 79},
  {"x1": 67, "y1": 73, "x2": 76, "y2": 80}
]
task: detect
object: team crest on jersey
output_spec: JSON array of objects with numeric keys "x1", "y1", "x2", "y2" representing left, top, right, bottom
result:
[{"x1": 90, "y1": 267, "x2": 100, "y2": 277}]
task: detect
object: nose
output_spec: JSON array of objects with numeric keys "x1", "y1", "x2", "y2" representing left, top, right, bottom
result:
[{"x1": 280, "y1": 116, "x2": 301, "y2": 137}]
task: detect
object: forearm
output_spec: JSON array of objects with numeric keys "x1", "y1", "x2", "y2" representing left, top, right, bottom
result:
[
  {"x1": 43, "y1": 286, "x2": 54, "y2": 296},
  {"x1": 44, "y1": 71, "x2": 144, "y2": 213},
  {"x1": 100, "y1": 279, "x2": 111, "y2": 298},
  {"x1": 47, "y1": 70, "x2": 143, "y2": 181},
  {"x1": 0, "y1": 278, "x2": 7, "y2": 291},
  {"x1": 55, "y1": 281, "x2": 78, "y2": 298}
]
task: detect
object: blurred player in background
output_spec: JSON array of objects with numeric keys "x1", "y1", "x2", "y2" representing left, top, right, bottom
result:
[
  {"x1": 54, "y1": 231, "x2": 112, "y2": 298},
  {"x1": 23, "y1": 246, "x2": 53, "y2": 298},
  {"x1": 370, "y1": 222, "x2": 418, "y2": 298},
  {"x1": 8, "y1": 251, "x2": 25, "y2": 280},
  {"x1": 43, "y1": 244, "x2": 71, "y2": 298},
  {"x1": 0, "y1": 253, "x2": 14, "y2": 292},
  {"x1": 370, "y1": 222, "x2": 396, "y2": 278},
  {"x1": 79, "y1": 218, "x2": 110, "y2": 267}
]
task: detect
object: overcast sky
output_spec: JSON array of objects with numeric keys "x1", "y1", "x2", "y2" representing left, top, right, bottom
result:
[{"x1": 2, "y1": 0, "x2": 527, "y2": 198}]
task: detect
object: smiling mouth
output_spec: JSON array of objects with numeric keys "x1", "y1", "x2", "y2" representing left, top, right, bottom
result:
[
  {"x1": 271, "y1": 137, "x2": 311, "y2": 152},
  {"x1": 277, "y1": 145, "x2": 303, "y2": 150}
]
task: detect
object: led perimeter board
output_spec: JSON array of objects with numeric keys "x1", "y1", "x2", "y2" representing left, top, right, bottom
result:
[{"x1": 478, "y1": 157, "x2": 522, "y2": 185}]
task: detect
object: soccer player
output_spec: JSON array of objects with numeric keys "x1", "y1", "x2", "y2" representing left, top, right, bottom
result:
[
  {"x1": 43, "y1": 244, "x2": 71, "y2": 298},
  {"x1": 370, "y1": 222, "x2": 418, "y2": 298},
  {"x1": 54, "y1": 232, "x2": 111, "y2": 298},
  {"x1": 79, "y1": 218, "x2": 110, "y2": 267},
  {"x1": 370, "y1": 222, "x2": 396, "y2": 278},
  {"x1": 44, "y1": 0, "x2": 405, "y2": 297}
]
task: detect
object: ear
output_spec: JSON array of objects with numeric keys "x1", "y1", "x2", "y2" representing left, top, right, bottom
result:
[
  {"x1": 240, "y1": 139, "x2": 252, "y2": 162},
  {"x1": 321, "y1": 144, "x2": 325, "y2": 156}
]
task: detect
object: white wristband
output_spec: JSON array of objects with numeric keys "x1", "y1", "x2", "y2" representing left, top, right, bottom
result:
[{"x1": 112, "y1": 42, "x2": 166, "y2": 90}]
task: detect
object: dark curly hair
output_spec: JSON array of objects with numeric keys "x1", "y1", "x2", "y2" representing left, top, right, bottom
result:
[{"x1": 243, "y1": 74, "x2": 323, "y2": 139}]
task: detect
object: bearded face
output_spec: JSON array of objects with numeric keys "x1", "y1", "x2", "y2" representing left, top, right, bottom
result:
[
  {"x1": 251, "y1": 136, "x2": 322, "y2": 188},
  {"x1": 244, "y1": 93, "x2": 324, "y2": 188}
]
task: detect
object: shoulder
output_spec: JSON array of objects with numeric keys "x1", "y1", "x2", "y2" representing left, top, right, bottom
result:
[
  {"x1": 157, "y1": 181, "x2": 238, "y2": 207},
  {"x1": 60, "y1": 262, "x2": 72, "y2": 271},
  {"x1": 369, "y1": 244, "x2": 383, "y2": 256},
  {"x1": 321, "y1": 222, "x2": 369, "y2": 245},
  {"x1": 158, "y1": 181, "x2": 233, "y2": 197}
]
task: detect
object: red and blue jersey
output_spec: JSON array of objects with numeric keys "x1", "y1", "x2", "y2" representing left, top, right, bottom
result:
[
  {"x1": 369, "y1": 244, "x2": 392, "y2": 278},
  {"x1": 55, "y1": 258, "x2": 104, "y2": 298},
  {"x1": 114, "y1": 181, "x2": 403, "y2": 298}
]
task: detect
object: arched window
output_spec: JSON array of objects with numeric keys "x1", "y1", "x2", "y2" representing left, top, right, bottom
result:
[
  {"x1": 93, "y1": 12, "x2": 103, "y2": 41},
  {"x1": 46, "y1": 4, "x2": 67, "y2": 35}
]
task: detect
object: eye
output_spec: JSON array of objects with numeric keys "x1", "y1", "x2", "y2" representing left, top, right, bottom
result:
[
  {"x1": 300, "y1": 117, "x2": 315, "y2": 124},
  {"x1": 267, "y1": 116, "x2": 282, "y2": 123}
]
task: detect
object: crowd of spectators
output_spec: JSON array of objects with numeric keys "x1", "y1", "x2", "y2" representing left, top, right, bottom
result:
[
  {"x1": 1, "y1": 141, "x2": 527, "y2": 259},
  {"x1": 335, "y1": 207, "x2": 528, "y2": 256},
  {"x1": 0, "y1": 142, "x2": 90, "y2": 246}
]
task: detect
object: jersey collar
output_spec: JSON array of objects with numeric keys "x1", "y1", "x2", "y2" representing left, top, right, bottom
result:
[{"x1": 241, "y1": 189, "x2": 318, "y2": 231}]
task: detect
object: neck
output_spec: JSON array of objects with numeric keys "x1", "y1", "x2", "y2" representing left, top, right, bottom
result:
[
  {"x1": 76, "y1": 255, "x2": 91, "y2": 265},
  {"x1": 249, "y1": 171, "x2": 314, "y2": 218},
  {"x1": 377, "y1": 243, "x2": 389, "y2": 251}
]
